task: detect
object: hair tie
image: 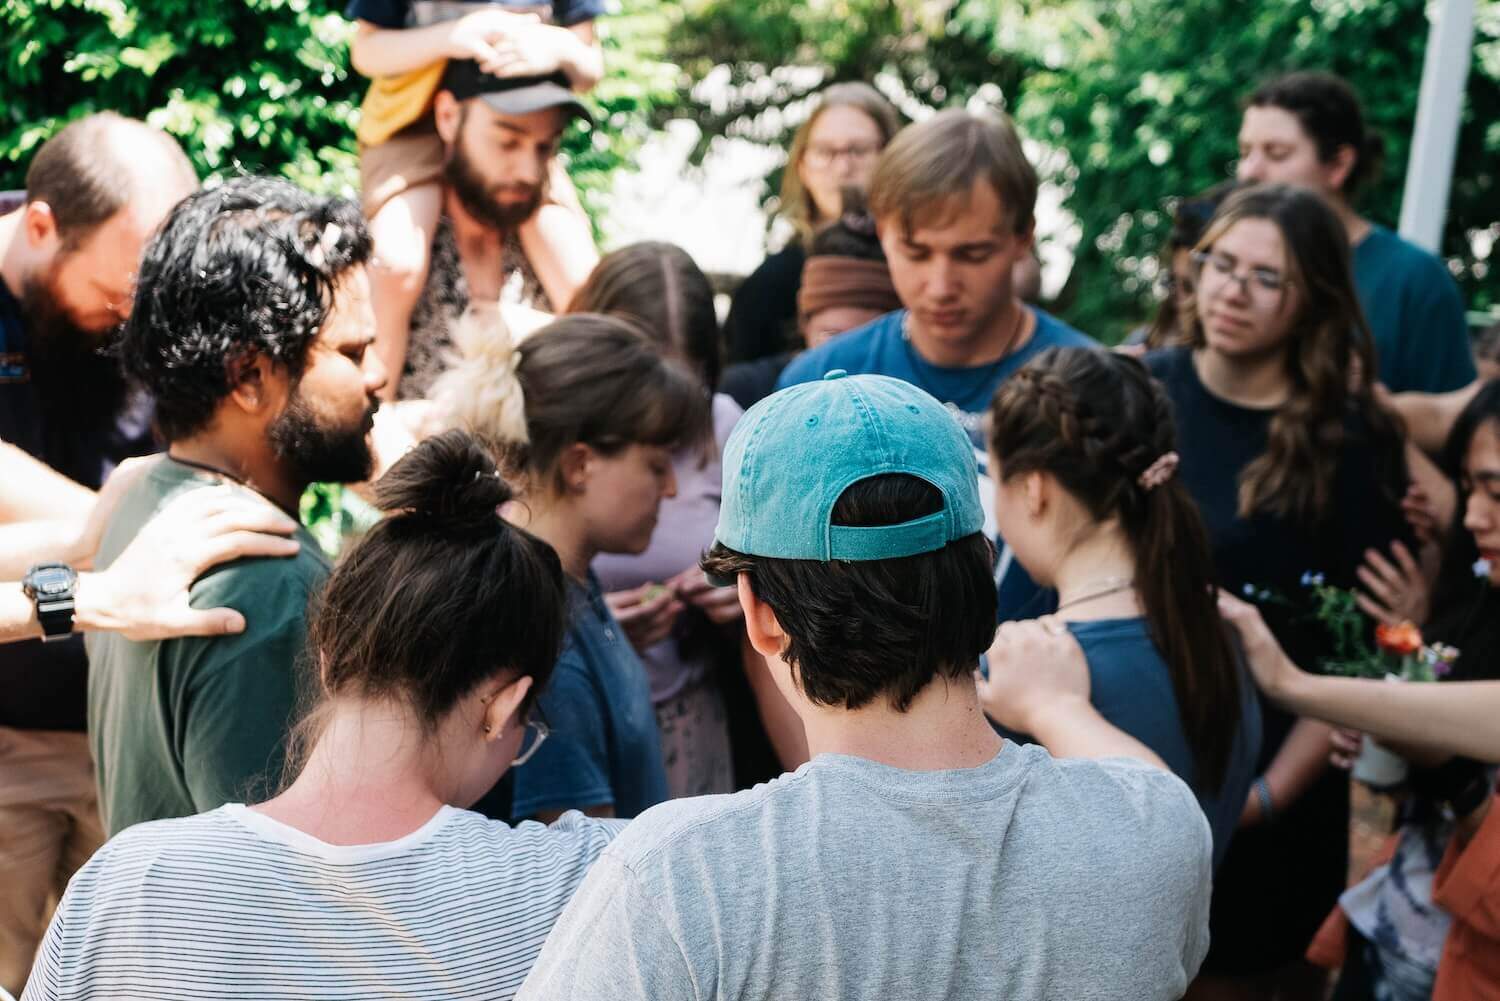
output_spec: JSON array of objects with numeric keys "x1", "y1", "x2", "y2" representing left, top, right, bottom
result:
[{"x1": 1137, "y1": 451, "x2": 1180, "y2": 491}]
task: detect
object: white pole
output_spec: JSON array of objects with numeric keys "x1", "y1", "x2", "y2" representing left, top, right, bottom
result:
[{"x1": 1398, "y1": 0, "x2": 1475, "y2": 254}]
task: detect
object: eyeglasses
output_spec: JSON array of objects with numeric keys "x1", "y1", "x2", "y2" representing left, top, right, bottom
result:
[
  {"x1": 803, "y1": 142, "x2": 882, "y2": 169},
  {"x1": 1191, "y1": 251, "x2": 1289, "y2": 298},
  {"x1": 510, "y1": 719, "x2": 550, "y2": 767}
]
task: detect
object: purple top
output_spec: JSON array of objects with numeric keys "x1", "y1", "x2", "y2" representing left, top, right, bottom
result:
[{"x1": 593, "y1": 393, "x2": 743, "y2": 704}]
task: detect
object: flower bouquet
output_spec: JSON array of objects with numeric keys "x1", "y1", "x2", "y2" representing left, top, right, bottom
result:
[{"x1": 1248, "y1": 573, "x2": 1459, "y2": 790}]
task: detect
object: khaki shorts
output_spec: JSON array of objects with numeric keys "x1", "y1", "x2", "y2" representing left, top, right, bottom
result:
[{"x1": 359, "y1": 117, "x2": 445, "y2": 219}]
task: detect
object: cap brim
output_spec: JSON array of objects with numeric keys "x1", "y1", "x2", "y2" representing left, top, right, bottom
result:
[{"x1": 476, "y1": 82, "x2": 593, "y2": 125}]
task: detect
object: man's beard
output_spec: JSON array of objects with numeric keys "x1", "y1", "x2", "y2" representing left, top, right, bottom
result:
[
  {"x1": 444, "y1": 141, "x2": 543, "y2": 232},
  {"x1": 19, "y1": 273, "x2": 129, "y2": 429},
  {"x1": 267, "y1": 385, "x2": 378, "y2": 485}
]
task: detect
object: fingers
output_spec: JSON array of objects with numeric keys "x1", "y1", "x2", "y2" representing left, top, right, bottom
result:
[
  {"x1": 1362, "y1": 547, "x2": 1403, "y2": 587},
  {"x1": 189, "y1": 531, "x2": 302, "y2": 577},
  {"x1": 1390, "y1": 541, "x2": 1422, "y2": 580},
  {"x1": 1353, "y1": 590, "x2": 1399, "y2": 628},
  {"x1": 165, "y1": 607, "x2": 249, "y2": 639}
]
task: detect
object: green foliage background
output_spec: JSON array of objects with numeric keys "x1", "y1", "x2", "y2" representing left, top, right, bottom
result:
[
  {"x1": 0, "y1": 0, "x2": 681, "y2": 216},
  {"x1": 3, "y1": 0, "x2": 1496, "y2": 342},
  {"x1": 664, "y1": 0, "x2": 1500, "y2": 341}
]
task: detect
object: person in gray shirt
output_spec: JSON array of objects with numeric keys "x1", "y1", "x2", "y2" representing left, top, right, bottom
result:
[{"x1": 518, "y1": 371, "x2": 1213, "y2": 1001}]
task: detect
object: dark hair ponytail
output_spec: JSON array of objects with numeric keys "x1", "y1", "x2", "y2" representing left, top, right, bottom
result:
[
  {"x1": 302, "y1": 429, "x2": 568, "y2": 736},
  {"x1": 990, "y1": 348, "x2": 1242, "y2": 791}
]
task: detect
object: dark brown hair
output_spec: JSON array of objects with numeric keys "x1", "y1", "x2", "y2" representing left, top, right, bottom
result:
[
  {"x1": 566, "y1": 242, "x2": 722, "y2": 391},
  {"x1": 701, "y1": 475, "x2": 996, "y2": 712},
  {"x1": 869, "y1": 108, "x2": 1038, "y2": 237},
  {"x1": 989, "y1": 347, "x2": 1242, "y2": 791},
  {"x1": 436, "y1": 313, "x2": 711, "y2": 495},
  {"x1": 1247, "y1": 72, "x2": 1385, "y2": 198},
  {"x1": 300, "y1": 430, "x2": 567, "y2": 743},
  {"x1": 1144, "y1": 181, "x2": 1237, "y2": 350},
  {"x1": 25, "y1": 112, "x2": 195, "y2": 249},
  {"x1": 1186, "y1": 183, "x2": 1404, "y2": 522}
]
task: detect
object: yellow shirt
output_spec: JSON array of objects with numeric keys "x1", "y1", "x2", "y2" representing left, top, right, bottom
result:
[{"x1": 357, "y1": 61, "x2": 447, "y2": 146}]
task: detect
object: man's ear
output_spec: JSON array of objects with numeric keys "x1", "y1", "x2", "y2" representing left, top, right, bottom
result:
[
  {"x1": 1324, "y1": 143, "x2": 1359, "y2": 194},
  {"x1": 738, "y1": 574, "x2": 787, "y2": 660},
  {"x1": 224, "y1": 352, "x2": 284, "y2": 417},
  {"x1": 23, "y1": 200, "x2": 60, "y2": 253},
  {"x1": 433, "y1": 90, "x2": 462, "y2": 145}
]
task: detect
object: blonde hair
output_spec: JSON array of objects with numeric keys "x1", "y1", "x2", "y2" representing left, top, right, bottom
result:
[
  {"x1": 432, "y1": 312, "x2": 711, "y2": 496},
  {"x1": 868, "y1": 108, "x2": 1037, "y2": 237},
  {"x1": 778, "y1": 82, "x2": 900, "y2": 246}
]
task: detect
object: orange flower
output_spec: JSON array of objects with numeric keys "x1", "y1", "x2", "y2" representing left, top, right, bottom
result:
[{"x1": 1376, "y1": 621, "x2": 1422, "y2": 656}]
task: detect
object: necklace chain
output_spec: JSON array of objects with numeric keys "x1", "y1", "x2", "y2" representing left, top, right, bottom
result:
[{"x1": 1054, "y1": 576, "x2": 1135, "y2": 613}]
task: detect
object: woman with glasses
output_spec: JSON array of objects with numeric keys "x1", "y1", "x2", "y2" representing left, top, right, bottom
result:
[
  {"x1": 1236, "y1": 72, "x2": 1474, "y2": 395},
  {"x1": 24, "y1": 431, "x2": 625, "y2": 999},
  {"x1": 433, "y1": 313, "x2": 711, "y2": 823},
  {"x1": 723, "y1": 82, "x2": 900, "y2": 367},
  {"x1": 1145, "y1": 183, "x2": 1412, "y2": 1001}
]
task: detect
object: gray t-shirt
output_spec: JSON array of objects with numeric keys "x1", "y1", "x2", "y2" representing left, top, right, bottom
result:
[{"x1": 518, "y1": 741, "x2": 1212, "y2": 1000}]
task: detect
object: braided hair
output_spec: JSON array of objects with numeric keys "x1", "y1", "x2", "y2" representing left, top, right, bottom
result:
[{"x1": 989, "y1": 347, "x2": 1243, "y2": 791}]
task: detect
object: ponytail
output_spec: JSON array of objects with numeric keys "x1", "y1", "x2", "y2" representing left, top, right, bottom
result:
[{"x1": 991, "y1": 348, "x2": 1243, "y2": 792}]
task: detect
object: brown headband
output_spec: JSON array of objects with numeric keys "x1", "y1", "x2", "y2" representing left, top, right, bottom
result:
[{"x1": 797, "y1": 256, "x2": 902, "y2": 330}]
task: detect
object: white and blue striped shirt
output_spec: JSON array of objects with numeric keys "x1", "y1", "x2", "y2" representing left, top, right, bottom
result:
[{"x1": 23, "y1": 804, "x2": 623, "y2": 1000}]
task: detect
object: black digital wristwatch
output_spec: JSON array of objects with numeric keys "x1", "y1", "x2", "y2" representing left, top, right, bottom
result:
[{"x1": 21, "y1": 562, "x2": 79, "y2": 642}]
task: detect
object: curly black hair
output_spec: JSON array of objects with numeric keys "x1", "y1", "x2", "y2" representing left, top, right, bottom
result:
[{"x1": 119, "y1": 175, "x2": 372, "y2": 442}]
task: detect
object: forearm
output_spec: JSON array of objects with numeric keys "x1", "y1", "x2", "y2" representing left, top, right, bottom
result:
[
  {"x1": 0, "y1": 443, "x2": 94, "y2": 522},
  {"x1": 1277, "y1": 670, "x2": 1500, "y2": 763},
  {"x1": 0, "y1": 572, "x2": 123, "y2": 644},
  {"x1": 557, "y1": 22, "x2": 603, "y2": 89},
  {"x1": 1026, "y1": 699, "x2": 1168, "y2": 770},
  {"x1": 0, "y1": 520, "x2": 90, "y2": 578},
  {"x1": 349, "y1": 21, "x2": 454, "y2": 78},
  {"x1": 1261, "y1": 717, "x2": 1334, "y2": 809},
  {"x1": 518, "y1": 203, "x2": 598, "y2": 311},
  {"x1": 1390, "y1": 381, "x2": 1482, "y2": 455}
]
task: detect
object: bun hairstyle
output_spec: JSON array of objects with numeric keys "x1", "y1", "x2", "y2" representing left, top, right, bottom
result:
[
  {"x1": 1247, "y1": 72, "x2": 1386, "y2": 198},
  {"x1": 565, "y1": 242, "x2": 722, "y2": 392},
  {"x1": 989, "y1": 348, "x2": 1243, "y2": 792},
  {"x1": 298, "y1": 429, "x2": 567, "y2": 750},
  {"x1": 434, "y1": 313, "x2": 711, "y2": 495}
]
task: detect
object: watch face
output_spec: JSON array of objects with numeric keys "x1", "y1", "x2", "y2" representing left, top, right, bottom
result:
[{"x1": 31, "y1": 567, "x2": 76, "y2": 595}]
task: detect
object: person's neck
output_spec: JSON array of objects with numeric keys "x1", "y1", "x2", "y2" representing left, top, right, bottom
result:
[
  {"x1": 1051, "y1": 521, "x2": 1142, "y2": 621},
  {"x1": 907, "y1": 297, "x2": 1033, "y2": 369},
  {"x1": 0, "y1": 211, "x2": 33, "y2": 299},
  {"x1": 253, "y1": 699, "x2": 449, "y2": 846},
  {"x1": 444, "y1": 188, "x2": 505, "y2": 248},
  {"x1": 1332, "y1": 199, "x2": 1371, "y2": 247},
  {"x1": 801, "y1": 675, "x2": 1002, "y2": 771},
  {"x1": 509, "y1": 497, "x2": 595, "y2": 583},
  {"x1": 169, "y1": 431, "x2": 307, "y2": 516},
  {"x1": 1192, "y1": 345, "x2": 1290, "y2": 409}
]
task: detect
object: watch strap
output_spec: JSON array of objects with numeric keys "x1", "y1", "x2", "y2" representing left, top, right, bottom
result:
[{"x1": 35, "y1": 597, "x2": 76, "y2": 641}]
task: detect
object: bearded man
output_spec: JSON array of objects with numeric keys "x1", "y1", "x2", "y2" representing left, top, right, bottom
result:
[
  {"x1": 86, "y1": 176, "x2": 388, "y2": 837},
  {"x1": 396, "y1": 61, "x2": 592, "y2": 399}
]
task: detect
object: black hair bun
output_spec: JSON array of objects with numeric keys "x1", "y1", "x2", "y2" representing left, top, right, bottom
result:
[{"x1": 374, "y1": 429, "x2": 513, "y2": 531}]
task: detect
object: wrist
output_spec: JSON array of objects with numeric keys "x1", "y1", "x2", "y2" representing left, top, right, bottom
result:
[
  {"x1": 1023, "y1": 695, "x2": 1096, "y2": 743},
  {"x1": 73, "y1": 572, "x2": 126, "y2": 634}
]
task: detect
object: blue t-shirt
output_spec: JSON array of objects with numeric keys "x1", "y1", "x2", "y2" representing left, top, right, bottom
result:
[
  {"x1": 510, "y1": 573, "x2": 669, "y2": 820},
  {"x1": 1352, "y1": 225, "x2": 1475, "y2": 394},
  {"x1": 345, "y1": 0, "x2": 605, "y2": 28},
  {"x1": 780, "y1": 306, "x2": 1097, "y2": 621},
  {"x1": 1067, "y1": 617, "x2": 1262, "y2": 871},
  {"x1": 778, "y1": 307, "x2": 1097, "y2": 445}
]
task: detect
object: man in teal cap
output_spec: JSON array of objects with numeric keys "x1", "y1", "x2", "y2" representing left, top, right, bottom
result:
[{"x1": 519, "y1": 372, "x2": 1213, "y2": 1000}]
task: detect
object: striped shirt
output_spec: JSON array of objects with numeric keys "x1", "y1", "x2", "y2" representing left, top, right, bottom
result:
[{"x1": 23, "y1": 804, "x2": 623, "y2": 999}]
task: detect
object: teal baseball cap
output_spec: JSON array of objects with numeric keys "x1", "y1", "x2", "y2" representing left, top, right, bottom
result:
[{"x1": 711, "y1": 370, "x2": 985, "y2": 569}]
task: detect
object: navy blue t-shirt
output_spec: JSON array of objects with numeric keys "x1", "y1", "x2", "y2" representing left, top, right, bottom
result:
[
  {"x1": 1069, "y1": 617, "x2": 1262, "y2": 871},
  {"x1": 779, "y1": 306, "x2": 1097, "y2": 621},
  {"x1": 510, "y1": 573, "x2": 668, "y2": 820},
  {"x1": 0, "y1": 276, "x2": 156, "y2": 731},
  {"x1": 345, "y1": 0, "x2": 605, "y2": 28},
  {"x1": 1352, "y1": 225, "x2": 1475, "y2": 394}
]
